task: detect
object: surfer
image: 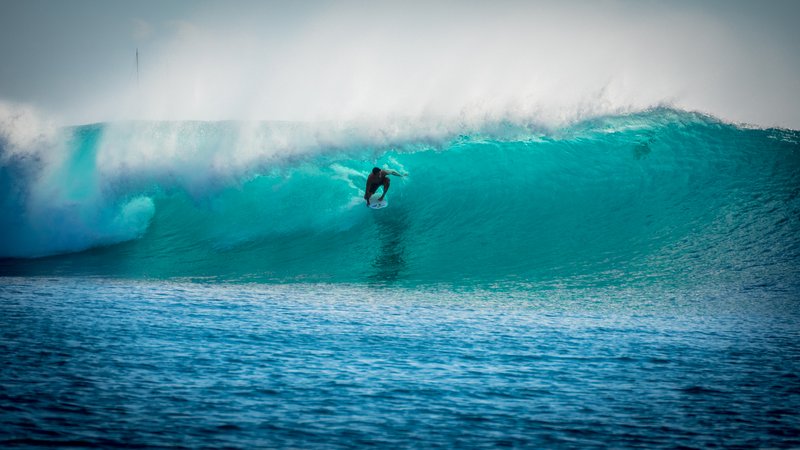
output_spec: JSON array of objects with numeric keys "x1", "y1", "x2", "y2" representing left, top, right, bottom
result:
[{"x1": 365, "y1": 167, "x2": 405, "y2": 206}]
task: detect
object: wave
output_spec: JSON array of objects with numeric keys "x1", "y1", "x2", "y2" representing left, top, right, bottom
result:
[{"x1": 1, "y1": 107, "x2": 798, "y2": 286}]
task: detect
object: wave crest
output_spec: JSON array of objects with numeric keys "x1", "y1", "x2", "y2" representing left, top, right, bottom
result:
[{"x1": 1, "y1": 108, "x2": 798, "y2": 289}]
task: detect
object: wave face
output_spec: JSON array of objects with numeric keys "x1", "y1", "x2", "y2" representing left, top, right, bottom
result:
[{"x1": 1, "y1": 109, "x2": 799, "y2": 287}]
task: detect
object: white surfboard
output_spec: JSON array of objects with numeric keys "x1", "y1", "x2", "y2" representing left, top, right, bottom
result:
[{"x1": 368, "y1": 194, "x2": 388, "y2": 209}]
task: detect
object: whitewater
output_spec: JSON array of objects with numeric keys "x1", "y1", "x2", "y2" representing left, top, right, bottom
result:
[{"x1": 2, "y1": 107, "x2": 800, "y2": 447}]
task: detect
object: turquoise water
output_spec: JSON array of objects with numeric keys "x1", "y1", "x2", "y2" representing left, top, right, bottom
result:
[
  {"x1": 1, "y1": 109, "x2": 799, "y2": 288},
  {"x1": 1, "y1": 109, "x2": 799, "y2": 447}
]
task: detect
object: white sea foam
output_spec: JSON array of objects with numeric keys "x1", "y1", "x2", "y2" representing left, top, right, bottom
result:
[{"x1": 0, "y1": 103, "x2": 155, "y2": 257}]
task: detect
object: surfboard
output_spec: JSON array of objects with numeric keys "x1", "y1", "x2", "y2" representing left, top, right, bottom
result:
[{"x1": 368, "y1": 195, "x2": 388, "y2": 209}]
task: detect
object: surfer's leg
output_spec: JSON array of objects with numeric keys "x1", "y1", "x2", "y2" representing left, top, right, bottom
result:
[
  {"x1": 366, "y1": 182, "x2": 380, "y2": 205},
  {"x1": 378, "y1": 178, "x2": 390, "y2": 201}
]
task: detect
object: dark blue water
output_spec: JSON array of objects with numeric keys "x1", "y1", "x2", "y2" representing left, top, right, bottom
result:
[{"x1": 2, "y1": 278, "x2": 799, "y2": 448}]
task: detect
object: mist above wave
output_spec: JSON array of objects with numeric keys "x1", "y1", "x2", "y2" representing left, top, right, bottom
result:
[{"x1": 5, "y1": 1, "x2": 787, "y2": 128}]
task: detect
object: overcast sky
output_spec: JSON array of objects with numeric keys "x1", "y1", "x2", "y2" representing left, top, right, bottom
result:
[{"x1": 0, "y1": 0, "x2": 798, "y2": 128}]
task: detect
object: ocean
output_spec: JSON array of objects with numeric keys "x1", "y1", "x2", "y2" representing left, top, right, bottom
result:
[{"x1": 1, "y1": 108, "x2": 799, "y2": 447}]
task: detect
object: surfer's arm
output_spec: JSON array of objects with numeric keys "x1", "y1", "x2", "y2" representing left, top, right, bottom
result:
[
  {"x1": 382, "y1": 169, "x2": 405, "y2": 177},
  {"x1": 364, "y1": 179, "x2": 371, "y2": 204}
]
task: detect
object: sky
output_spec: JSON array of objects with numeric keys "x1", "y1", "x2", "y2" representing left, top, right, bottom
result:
[{"x1": 0, "y1": 0, "x2": 798, "y2": 128}]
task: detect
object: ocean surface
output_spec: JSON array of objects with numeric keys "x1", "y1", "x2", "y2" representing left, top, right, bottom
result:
[{"x1": 1, "y1": 108, "x2": 799, "y2": 447}]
